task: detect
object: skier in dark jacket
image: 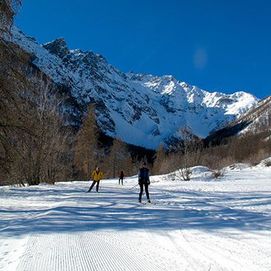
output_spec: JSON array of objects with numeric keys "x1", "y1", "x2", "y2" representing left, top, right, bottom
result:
[
  {"x1": 119, "y1": 170, "x2": 124, "y2": 185},
  {"x1": 138, "y1": 162, "x2": 151, "y2": 203}
]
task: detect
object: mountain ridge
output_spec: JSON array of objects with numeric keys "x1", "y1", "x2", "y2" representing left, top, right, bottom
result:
[{"x1": 9, "y1": 27, "x2": 258, "y2": 149}]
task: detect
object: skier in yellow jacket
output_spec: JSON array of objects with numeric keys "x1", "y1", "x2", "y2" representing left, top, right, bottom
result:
[{"x1": 87, "y1": 166, "x2": 104, "y2": 192}]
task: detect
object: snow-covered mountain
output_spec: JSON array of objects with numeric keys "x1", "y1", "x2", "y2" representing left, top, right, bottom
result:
[
  {"x1": 238, "y1": 95, "x2": 271, "y2": 134},
  {"x1": 10, "y1": 28, "x2": 258, "y2": 149},
  {"x1": 205, "y1": 95, "x2": 271, "y2": 145}
]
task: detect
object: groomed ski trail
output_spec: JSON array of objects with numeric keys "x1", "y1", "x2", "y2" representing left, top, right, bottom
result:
[
  {"x1": 15, "y1": 232, "x2": 166, "y2": 271},
  {"x1": 1, "y1": 170, "x2": 271, "y2": 271}
]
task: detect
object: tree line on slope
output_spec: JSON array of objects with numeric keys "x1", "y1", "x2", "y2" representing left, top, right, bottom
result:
[
  {"x1": 0, "y1": 36, "x2": 146, "y2": 185},
  {"x1": 153, "y1": 129, "x2": 271, "y2": 178},
  {"x1": 0, "y1": 0, "x2": 153, "y2": 186},
  {"x1": 0, "y1": 40, "x2": 72, "y2": 185}
]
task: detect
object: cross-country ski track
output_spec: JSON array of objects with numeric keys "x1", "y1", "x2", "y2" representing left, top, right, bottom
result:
[{"x1": 1, "y1": 164, "x2": 271, "y2": 271}]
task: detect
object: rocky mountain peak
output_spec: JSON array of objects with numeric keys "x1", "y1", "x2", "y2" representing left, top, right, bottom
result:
[
  {"x1": 10, "y1": 28, "x2": 259, "y2": 149},
  {"x1": 43, "y1": 38, "x2": 69, "y2": 58}
]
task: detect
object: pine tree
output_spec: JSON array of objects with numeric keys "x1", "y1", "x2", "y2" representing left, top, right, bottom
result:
[
  {"x1": 153, "y1": 144, "x2": 166, "y2": 174},
  {"x1": 73, "y1": 104, "x2": 99, "y2": 179}
]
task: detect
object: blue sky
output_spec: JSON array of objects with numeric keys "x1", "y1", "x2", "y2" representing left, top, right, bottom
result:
[{"x1": 15, "y1": 0, "x2": 271, "y2": 98}]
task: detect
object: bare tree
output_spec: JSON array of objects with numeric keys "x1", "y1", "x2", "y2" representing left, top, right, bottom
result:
[
  {"x1": 175, "y1": 127, "x2": 201, "y2": 181},
  {"x1": 0, "y1": 38, "x2": 32, "y2": 184},
  {"x1": 8, "y1": 78, "x2": 71, "y2": 185},
  {"x1": 105, "y1": 138, "x2": 133, "y2": 178}
]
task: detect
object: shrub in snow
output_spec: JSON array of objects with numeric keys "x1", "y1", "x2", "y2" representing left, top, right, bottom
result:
[
  {"x1": 212, "y1": 170, "x2": 223, "y2": 179},
  {"x1": 264, "y1": 160, "x2": 271, "y2": 167},
  {"x1": 179, "y1": 168, "x2": 192, "y2": 181},
  {"x1": 262, "y1": 158, "x2": 271, "y2": 167}
]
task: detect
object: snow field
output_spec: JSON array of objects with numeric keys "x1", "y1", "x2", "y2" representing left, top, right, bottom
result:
[{"x1": 1, "y1": 163, "x2": 271, "y2": 270}]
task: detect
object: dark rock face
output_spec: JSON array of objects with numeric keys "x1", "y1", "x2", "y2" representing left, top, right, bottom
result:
[
  {"x1": 43, "y1": 38, "x2": 69, "y2": 58},
  {"x1": 204, "y1": 120, "x2": 253, "y2": 146}
]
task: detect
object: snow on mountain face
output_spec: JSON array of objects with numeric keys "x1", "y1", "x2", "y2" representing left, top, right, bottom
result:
[
  {"x1": 237, "y1": 95, "x2": 271, "y2": 135},
  {"x1": 10, "y1": 28, "x2": 258, "y2": 149}
]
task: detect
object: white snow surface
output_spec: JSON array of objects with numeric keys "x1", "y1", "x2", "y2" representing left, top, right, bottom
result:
[
  {"x1": 9, "y1": 28, "x2": 258, "y2": 149},
  {"x1": 1, "y1": 162, "x2": 271, "y2": 271}
]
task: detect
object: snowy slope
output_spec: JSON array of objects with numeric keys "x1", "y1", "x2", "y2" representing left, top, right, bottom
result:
[
  {"x1": 10, "y1": 28, "x2": 258, "y2": 149},
  {"x1": 1, "y1": 161, "x2": 271, "y2": 270},
  {"x1": 238, "y1": 95, "x2": 271, "y2": 134},
  {"x1": 205, "y1": 95, "x2": 271, "y2": 143}
]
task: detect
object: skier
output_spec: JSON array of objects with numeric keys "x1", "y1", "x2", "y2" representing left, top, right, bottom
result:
[
  {"x1": 119, "y1": 170, "x2": 124, "y2": 185},
  {"x1": 138, "y1": 162, "x2": 151, "y2": 203},
  {"x1": 87, "y1": 166, "x2": 104, "y2": 192}
]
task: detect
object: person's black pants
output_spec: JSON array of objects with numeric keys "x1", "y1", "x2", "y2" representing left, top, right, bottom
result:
[
  {"x1": 88, "y1": 180, "x2": 100, "y2": 192},
  {"x1": 119, "y1": 178, "x2": 123, "y2": 185},
  {"x1": 139, "y1": 183, "x2": 150, "y2": 202}
]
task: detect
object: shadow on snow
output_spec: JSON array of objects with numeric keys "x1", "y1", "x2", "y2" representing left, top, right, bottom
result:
[{"x1": 1, "y1": 185, "x2": 271, "y2": 237}]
